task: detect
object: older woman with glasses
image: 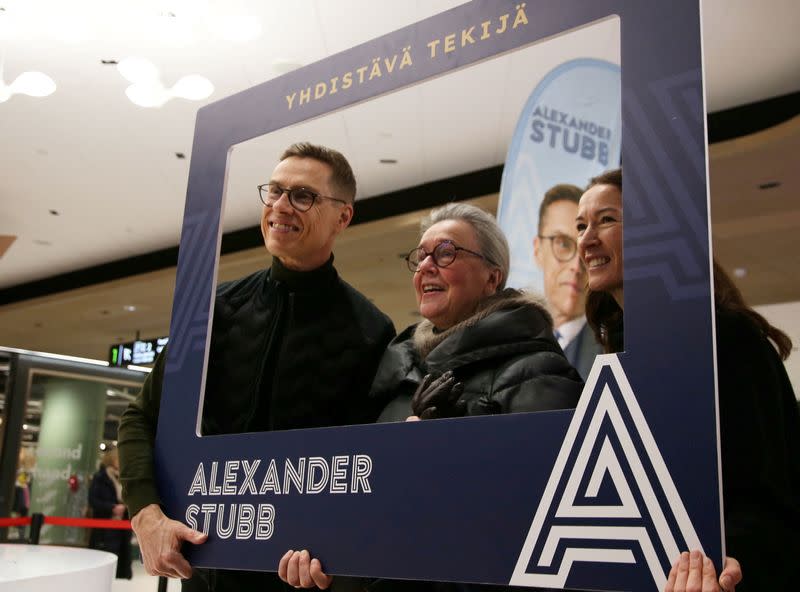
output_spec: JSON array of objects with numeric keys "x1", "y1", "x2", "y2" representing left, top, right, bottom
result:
[
  {"x1": 372, "y1": 201, "x2": 584, "y2": 423},
  {"x1": 279, "y1": 202, "x2": 584, "y2": 590}
]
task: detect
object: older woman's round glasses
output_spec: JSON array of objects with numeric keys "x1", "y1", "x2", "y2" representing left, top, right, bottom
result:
[
  {"x1": 405, "y1": 240, "x2": 495, "y2": 272},
  {"x1": 258, "y1": 183, "x2": 348, "y2": 212},
  {"x1": 538, "y1": 234, "x2": 578, "y2": 262}
]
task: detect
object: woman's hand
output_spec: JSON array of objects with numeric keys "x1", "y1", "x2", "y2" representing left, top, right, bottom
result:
[
  {"x1": 665, "y1": 550, "x2": 742, "y2": 592},
  {"x1": 278, "y1": 549, "x2": 333, "y2": 589},
  {"x1": 411, "y1": 372, "x2": 465, "y2": 419}
]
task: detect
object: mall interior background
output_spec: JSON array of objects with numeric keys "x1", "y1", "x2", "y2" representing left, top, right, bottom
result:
[{"x1": 0, "y1": 0, "x2": 798, "y2": 557}]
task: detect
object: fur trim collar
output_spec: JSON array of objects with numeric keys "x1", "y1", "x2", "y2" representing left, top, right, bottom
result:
[{"x1": 412, "y1": 288, "x2": 551, "y2": 360}]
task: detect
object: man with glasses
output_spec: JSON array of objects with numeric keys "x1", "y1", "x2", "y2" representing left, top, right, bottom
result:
[
  {"x1": 118, "y1": 142, "x2": 395, "y2": 591},
  {"x1": 533, "y1": 183, "x2": 601, "y2": 380}
]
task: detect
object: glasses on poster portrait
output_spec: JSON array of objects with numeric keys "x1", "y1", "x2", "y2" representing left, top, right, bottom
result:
[
  {"x1": 405, "y1": 240, "x2": 497, "y2": 273},
  {"x1": 258, "y1": 182, "x2": 348, "y2": 212},
  {"x1": 538, "y1": 234, "x2": 581, "y2": 263}
]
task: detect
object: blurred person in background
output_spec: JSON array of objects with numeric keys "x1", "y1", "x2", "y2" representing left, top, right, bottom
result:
[{"x1": 88, "y1": 447, "x2": 132, "y2": 579}]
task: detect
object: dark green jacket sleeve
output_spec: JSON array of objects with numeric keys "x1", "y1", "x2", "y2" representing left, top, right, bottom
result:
[{"x1": 118, "y1": 349, "x2": 166, "y2": 517}]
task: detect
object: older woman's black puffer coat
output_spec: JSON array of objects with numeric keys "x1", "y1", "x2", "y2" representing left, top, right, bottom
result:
[{"x1": 372, "y1": 289, "x2": 584, "y2": 422}]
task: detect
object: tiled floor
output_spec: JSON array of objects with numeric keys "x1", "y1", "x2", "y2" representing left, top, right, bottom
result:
[{"x1": 111, "y1": 561, "x2": 181, "y2": 592}]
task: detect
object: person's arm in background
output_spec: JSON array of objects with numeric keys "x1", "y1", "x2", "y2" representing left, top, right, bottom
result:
[{"x1": 118, "y1": 349, "x2": 206, "y2": 579}]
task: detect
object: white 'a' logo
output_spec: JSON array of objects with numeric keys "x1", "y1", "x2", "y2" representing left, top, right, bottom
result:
[{"x1": 510, "y1": 355, "x2": 704, "y2": 591}]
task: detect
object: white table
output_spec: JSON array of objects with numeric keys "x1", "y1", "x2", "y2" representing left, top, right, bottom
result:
[{"x1": 0, "y1": 544, "x2": 116, "y2": 591}]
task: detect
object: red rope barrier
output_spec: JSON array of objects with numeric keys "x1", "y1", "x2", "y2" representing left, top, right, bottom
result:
[
  {"x1": 0, "y1": 516, "x2": 132, "y2": 530},
  {"x1": 0, "y1": 516, "x2": 31, "y2": 527},
  {"x1": 44, "y1": 516, "x2": 132, "y2": 530}
]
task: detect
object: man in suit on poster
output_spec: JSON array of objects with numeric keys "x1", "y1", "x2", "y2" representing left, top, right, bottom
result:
[{"x1": 533, "y1": 183, "x2": 602, "y2": 379}]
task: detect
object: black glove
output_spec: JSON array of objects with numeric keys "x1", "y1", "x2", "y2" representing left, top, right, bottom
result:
[{"x1": 411, "y1": 371, "x2": 466, "y2": 419}]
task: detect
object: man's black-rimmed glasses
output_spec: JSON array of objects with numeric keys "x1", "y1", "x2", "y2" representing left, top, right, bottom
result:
[
  {"x1": 538, "y1": 234, "x2": 579, "y2": 262},
  {"x1": 258, "y1": 183, "x2": 348, "y2": 212}
]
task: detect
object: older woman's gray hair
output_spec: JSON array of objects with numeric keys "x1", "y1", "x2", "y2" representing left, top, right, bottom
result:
[{"x1": 420, "y1": 202, "x2": 510, "y2": 290}]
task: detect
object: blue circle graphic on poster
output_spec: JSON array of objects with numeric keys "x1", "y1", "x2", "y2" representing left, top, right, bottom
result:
[{"x1": 498, "y1": 58, "x2": 621, "y2": 292}]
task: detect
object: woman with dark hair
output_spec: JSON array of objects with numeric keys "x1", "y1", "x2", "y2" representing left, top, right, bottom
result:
[{"x1": 577, "y1": 168, "x2": 800, "y2": 592}]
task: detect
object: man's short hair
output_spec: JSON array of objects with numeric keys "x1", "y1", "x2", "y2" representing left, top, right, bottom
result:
[
  {"x1": 537, "y1": 183, "x2": 583, "y2": 234},
  {"x1": 280, "y1": 142, "x2": 357, "y2": 203}
]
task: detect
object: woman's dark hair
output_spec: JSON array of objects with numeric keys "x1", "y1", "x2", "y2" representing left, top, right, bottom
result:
[
  {"x1": 587, "y1": 167, "x2": 622, "y2": 192},
  {"x1": 586, "y1": 290, "x2": 624, "y2": 353},
  {"x1": 713, "y1": 261, "x2": 793, "y2": 360},
  {"x1": 584, "y1": 167, "x2": 624, "y2": 353},
  {"x1": 582, "y1": 167, "x2": 793, "y2": 360}
]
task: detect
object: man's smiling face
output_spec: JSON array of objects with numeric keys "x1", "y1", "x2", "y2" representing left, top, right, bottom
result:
[{"x1": 261, "y1": 156, "x2": 353, "y2": 271}]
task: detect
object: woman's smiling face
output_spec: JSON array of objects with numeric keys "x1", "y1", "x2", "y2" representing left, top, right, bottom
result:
[
  {"x1": 413, "y1": 219, "x2": 500, "y2": 330},
  {"x1": 576, "y1": 183, "x2": 623, "y2": 302}
]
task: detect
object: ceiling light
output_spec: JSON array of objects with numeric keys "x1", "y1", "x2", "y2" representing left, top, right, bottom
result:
[
  {"x1": 214, "y1": 15, "x2": 262, "y2": 42},
  {"x1": 11, "y1": 71, "x2": 57, "y2": 96},
  {"x1": 733, "y1": 268, "x2": 747, "y2": 278},
  {"x1": 126, "y1": 81, "x2": 170, "y2": 108},
  {"x1": 22, "y1": 424, "x2": 28, "y2": 430},
  {"x1": 0, "y1": 71, "x2": 56, "y2": 102},
  {"x1": 99, "y1": 442, "x2": 107, "y2": 451},
  {"x1": 118, "y1": 57, "x2": 160, "y2": 84},
  {"x1": 123, "y1": 305, "x2": 137, "y2": 312},
  {"x1": 170, "y1": 74, "x2": 213, "y2": 100}
]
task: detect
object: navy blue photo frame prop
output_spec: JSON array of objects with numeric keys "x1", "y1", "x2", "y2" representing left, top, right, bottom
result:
[{"x1": 156, "y1": 1, "x2": 721, "y2": 589}]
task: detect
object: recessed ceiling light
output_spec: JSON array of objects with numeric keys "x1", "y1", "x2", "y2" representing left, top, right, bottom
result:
[
  {"x1": 126, "y1": 81, "x2": 169, "y2": 108},
  {"x1": 49, "y1": 209, "x2": 59, "y2": 215},
  {"x1": 118, "y1": 57, "x2": 160, "y2": 84},
  {"x1": 758, "y1": 181, "x2": 781, "y2": 190},
  {"x1": 0, "y1": 71, "x2": 57, "y2": 102},
  {"x1": 123, "y1": 305, "x2": 137, "y2": 312},
  {"x1": 170, "y1": 74, "x2": 214, "y2": 100},
  {"x1": 733, "y1": 268, "x2": 747, "y2": 278},
  {"x1": 380, "y1": 159, "x2": 398, "y2": 164},
  {"x1": 175, "y1": 152, "x2": 186, "y2": 159}
]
